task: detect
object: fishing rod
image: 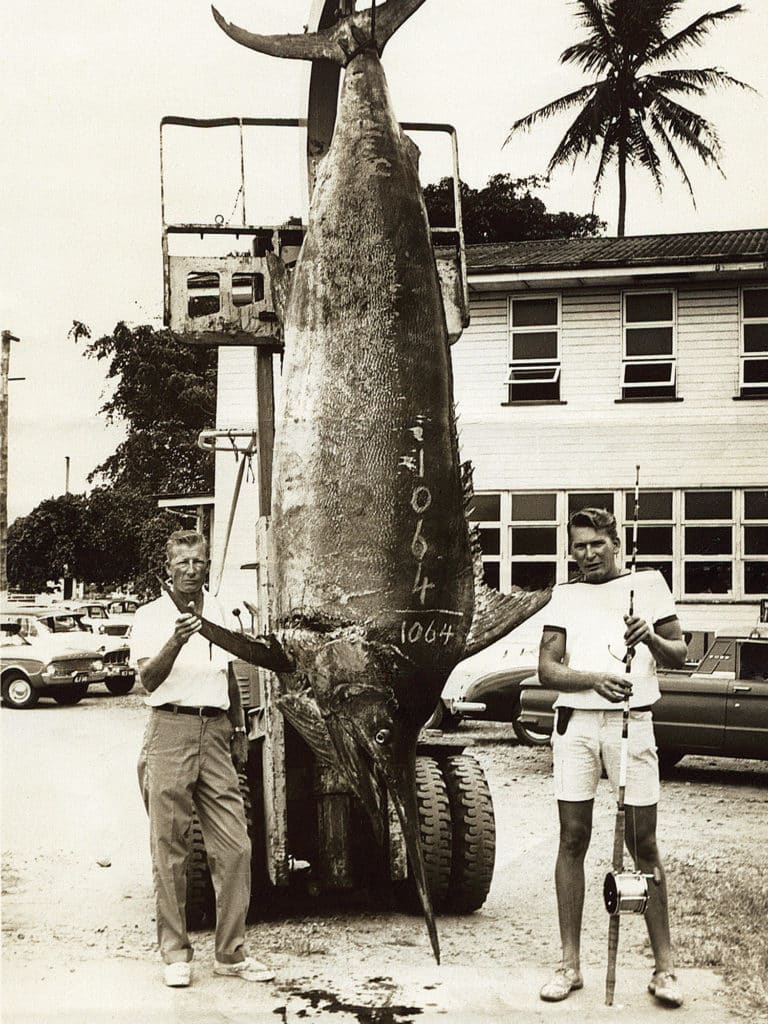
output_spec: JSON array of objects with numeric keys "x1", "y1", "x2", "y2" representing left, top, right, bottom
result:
[{"x1": 603, "y1": 465, "x2": 657, "y2": 1006}]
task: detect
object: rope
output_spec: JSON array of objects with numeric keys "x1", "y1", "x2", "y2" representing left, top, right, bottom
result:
[{"x1": 213, "y1": 434, "x2": 258, "y2": 596}]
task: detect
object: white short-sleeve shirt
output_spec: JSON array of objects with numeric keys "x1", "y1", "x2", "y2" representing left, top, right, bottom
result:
[
  {"x1": 542, "y1": 569, "x2": 679, "y2": 710},
  {"x1": 130, "y1": 591, "x2": 232, "y2": 709}
]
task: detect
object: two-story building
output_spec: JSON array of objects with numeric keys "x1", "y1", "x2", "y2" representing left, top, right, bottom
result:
[{"x1": 454, "y1": 229, "x2": 768, "y2": 639}]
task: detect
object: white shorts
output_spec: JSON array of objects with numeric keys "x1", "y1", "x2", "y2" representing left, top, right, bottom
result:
[{"x1": 551, "y1": 708, "x2": 659, "y2": 806}]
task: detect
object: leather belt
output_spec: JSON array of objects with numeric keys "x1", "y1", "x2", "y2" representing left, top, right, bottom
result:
[
  {"x1": 155, "y1": 703, "x2": 225, "y2": 718},
  {"x1": 631, "y1": 705, "x2": 654, "y2": 713}
]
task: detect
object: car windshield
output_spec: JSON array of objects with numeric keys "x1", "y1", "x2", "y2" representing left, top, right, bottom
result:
[
  {"x1": 1, "y1": 632, "x2": 29, "y2": 647},
  {"x1": 41, "y1": 615, "x2": 91, "y2": 634}
]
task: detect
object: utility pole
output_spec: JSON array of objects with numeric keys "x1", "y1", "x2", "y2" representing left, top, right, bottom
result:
[{"x1": 1, "y1": 330, "x2": 20, "y2": 606}]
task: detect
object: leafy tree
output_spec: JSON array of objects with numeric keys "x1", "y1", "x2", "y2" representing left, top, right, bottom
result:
[
  {"x1": 424, "y1": 173, "x2": 604, "y2": 244},
  {"x1": 74, "y1": 322, "x2": 217, "y2": 495},
  {"x1": 7, "y1": 495, "x2": 87, "y2": 592},
  {"x1": 504, "y1": 0, "x2": 753, "y2": 235}
]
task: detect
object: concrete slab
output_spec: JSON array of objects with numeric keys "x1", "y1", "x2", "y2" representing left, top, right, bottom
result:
[{"x1": 2, "y1": 957, "x2": 739, "y2": 1024}]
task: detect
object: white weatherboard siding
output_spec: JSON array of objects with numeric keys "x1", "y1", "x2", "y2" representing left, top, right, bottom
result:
[
  {"x1": 453, "y1": 284, "x2": 767, "y2": 492},
  {"x1": 211, "y1": 346, "x2": 261, "y2": 615}
]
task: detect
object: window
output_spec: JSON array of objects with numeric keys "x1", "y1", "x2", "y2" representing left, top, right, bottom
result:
[
  {"x1": 621, "y1": 290, "x2": 676, "y2": 399},
  {"x1": 468, "y1": 493, "x2": 501, "y2": 589},
  {"x1": 683, "y1": 490, "x2": 733, "y2": 595},
  {"x1": 509, "y1": 493, "x2": 558, "y2": 589},
  {"x1": 187, "y1": 272, "x2": 220, "y2": 317},
  {"x1": 508, "y1": 296, "x2": 560, "y2": 402},
  {"x1": 744, "y1": 489, "x2": 768, "y2": 594},
  {"x1": 232, "y1": 272, "x2": 265, "y2": 307},
  {"x1": 740, "y1": 288, "x2": 768, "y2": 397},
  {"x1": 623, "y1": 490, "x2": 674, "y2": 590}
]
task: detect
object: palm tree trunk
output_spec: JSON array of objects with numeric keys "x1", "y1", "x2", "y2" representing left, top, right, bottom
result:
[{"x1": 617, "y1": 139, "x2": 627, "y2": 237}]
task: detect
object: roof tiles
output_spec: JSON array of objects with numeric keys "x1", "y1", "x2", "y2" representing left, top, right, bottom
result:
[{"x1": 465, "y1": 228, "x2": 768, "y2": 274}]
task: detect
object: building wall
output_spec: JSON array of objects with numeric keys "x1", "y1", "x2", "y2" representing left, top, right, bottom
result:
[
  {"x1": 452, "y1": 278, "x2": 768, "y2": 636},
  {"x1": 210, "y1": 346, "x2": 263, "y2": 619}
]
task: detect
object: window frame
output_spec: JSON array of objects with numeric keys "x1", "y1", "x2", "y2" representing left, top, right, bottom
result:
[
  {"x1": 621, "y1": 288, "x2": 677, "y2": 400},
  {"x1": 739, "y1": 286, "x2": 768, "y2": 397},
  {"x1": 507, "y1": 293, "x2": 561, "y2": 403}
]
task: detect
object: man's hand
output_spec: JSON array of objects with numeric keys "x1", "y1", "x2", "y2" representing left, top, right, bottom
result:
[
  {"x1": 231, "y1": 731, "x2": 249, "y2": 770},
  {"x1": 592, "y1": 673, "x2": 633, "y2": 703},
  {"x1": 172, "y1": 603, "x2": 202, "y2": 647},
  {"x1": 623, "y1": 614, "x2": 652, "y2": 649}
]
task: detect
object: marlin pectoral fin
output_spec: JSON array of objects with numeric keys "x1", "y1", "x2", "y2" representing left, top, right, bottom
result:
[{"x1": 157, "y1": 577, "x2": 294, "y2": 672}]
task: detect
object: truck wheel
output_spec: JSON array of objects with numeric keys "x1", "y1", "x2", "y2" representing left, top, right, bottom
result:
[
  {"x1": 106, "y1": 677, "x2": 135, "y2": 695},
  {"x1": 396, "y1": 755, "x2": 452, "y2": 911},
  {"x1": 185, "y1": 771, "x2": 253, "y2": 931},
  {"x1": 2, "y1": 673, "x2": 40, "y2": 709},
  {"x1": 442, "y1": 754, "x2": 496, "y2": 913},
  {"x1": 52, "y1": 682, "x2": 89, "y2": 705},
  {"x1": 511, "y1": 703, "x2": 550, "y2": 747}
]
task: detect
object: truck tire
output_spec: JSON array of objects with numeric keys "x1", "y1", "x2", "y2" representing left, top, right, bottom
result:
[
  {"x1": 442, "y1": 754, "x2": 496, "y2": 913},
  {"x1": 52, "y1": 682, "x2": 89, "y2": 705},
  {"x1": 185, "y1": 770, "x2": 253, "y2": 931},
  {"x1": 396, "y1": 755, "x2": 452, "y2": 911},
  {"x1": 2, "y1": 673, "x2": 40, "y2": 709},
  {"x1": 105, "y1": 677, "x2": 135, "y2": 695}
]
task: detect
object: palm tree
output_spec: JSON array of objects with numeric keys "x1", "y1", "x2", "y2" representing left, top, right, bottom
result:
[{"x1": 504, "y1": 0, "x2": 754, "y2": 235}]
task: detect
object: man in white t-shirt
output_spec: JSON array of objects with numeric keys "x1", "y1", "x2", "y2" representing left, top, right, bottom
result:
[
  {"x1": 131, "y1": 529, "x2": 273, "y2": 988},
  {"x1": 537, "y1": 508, "x2": 688, "y2": 1008}
]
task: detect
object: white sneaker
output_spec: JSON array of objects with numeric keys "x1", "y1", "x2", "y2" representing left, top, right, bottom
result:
[
  {"x1": 213, "y1": 956, "x2": 274, "y2": 982},
  {"x1": 163, "y1": 961, "x2": 192, "y2": 987}
]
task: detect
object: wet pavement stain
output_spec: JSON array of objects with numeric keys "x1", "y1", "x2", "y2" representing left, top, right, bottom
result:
[{"x1": 285, "y1": 986, "x2": 422, "y2": 1023}]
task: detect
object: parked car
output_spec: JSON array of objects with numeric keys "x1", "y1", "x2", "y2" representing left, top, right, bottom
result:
[
  {"x1": 518, "y1": 634, "x2": 768, "y2": 765},
  {"x1": 428, "y1": 634, "x2": 550, "y2": 745},
  {"x1": 2, "y1": 607, "x2": 135, "y2": 696},
  {"x1": 0, "y1": 622, "x2": 105, "y2": 709}
]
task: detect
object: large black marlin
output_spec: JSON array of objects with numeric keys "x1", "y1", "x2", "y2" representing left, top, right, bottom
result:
[{"x1": 175, "y1": 0, "x2": 550, "y2": 962}]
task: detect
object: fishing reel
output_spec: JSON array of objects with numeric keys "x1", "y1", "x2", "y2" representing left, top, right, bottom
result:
[{"x1": 603, "y1": 869, "x2": 660, "y2": 916}]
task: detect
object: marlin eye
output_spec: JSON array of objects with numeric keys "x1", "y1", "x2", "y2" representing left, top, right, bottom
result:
[{"x1": 375, "y1": 728, "x2": 391, "y2": 745}]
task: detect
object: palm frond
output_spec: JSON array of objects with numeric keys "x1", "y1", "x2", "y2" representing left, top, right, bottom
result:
[
  {"x1": 651, "y1": 93, "x2": 724, "y2": 169},
  {"x1": 629, "y1": 120, "x2": 664, "y2": 193},
  {"x1": 571, "y1": 0, "x2": 618, "y2": 60},
  {"x1": 649, "y1": 66, "x2": 757, "y2": 94},
  {"x1": 560, "y1": 38, "x2": 613, "y2": 76},
  {"x1": 545, "y1": 80, "x2": 617, "y2": 171},
  {"x1": 504, "y1": 83, "x2": 598, "y2": 144},
  {"x1": 647, "y1": 4, "x2": 744, "y2": 65},
  {"x1": 648, "y1": 110, "x2": 696, "y2": 200},
  {"x1": 592, "y1": 133, "x2": 617, "y2": 196}
]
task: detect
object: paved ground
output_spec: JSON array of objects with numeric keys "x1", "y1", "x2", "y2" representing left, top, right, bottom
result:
[{"x1": 2, "y1": 689, "x2": 763, "y2": 1023}]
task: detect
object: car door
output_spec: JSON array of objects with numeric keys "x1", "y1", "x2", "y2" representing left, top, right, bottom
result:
[
  {"x1": 725, "y1": 641, "x2": 768, "y2": 760},
  {"x1": 654, "y1": 638, "x2": 734, "y2": 753}
]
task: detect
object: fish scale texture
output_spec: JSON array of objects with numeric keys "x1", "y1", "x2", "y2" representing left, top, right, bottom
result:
[{"x1": 270, "y1": 49, "x2": 473, "y2": 674}]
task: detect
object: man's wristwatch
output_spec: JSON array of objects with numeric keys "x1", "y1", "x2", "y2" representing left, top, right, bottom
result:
[{"x1": 233, "y1": 726, "x2": 247, "y2": 734}]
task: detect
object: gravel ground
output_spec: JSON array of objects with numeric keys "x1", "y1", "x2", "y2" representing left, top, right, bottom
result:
[{"x1": 2, "y1": 690, "x2": 767, "y2": 1022}]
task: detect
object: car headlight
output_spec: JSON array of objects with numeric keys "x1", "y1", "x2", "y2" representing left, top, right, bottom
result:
[
  {"x1": 43, "y1": 664, "x2": 57, "y2": 677},
  {"x1": 91, "y1": 659, "x2": 104, "y2": 672}
]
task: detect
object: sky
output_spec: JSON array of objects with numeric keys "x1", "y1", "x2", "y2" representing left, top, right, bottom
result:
[{"x1": 3, "y1": 0, "x2": 767, "y2": 524}]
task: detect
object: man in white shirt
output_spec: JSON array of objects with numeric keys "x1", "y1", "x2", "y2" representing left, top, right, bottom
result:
[
  {"x1": 131, "y1": 529, "x2": 273, "y2": 988},
  {"x1": 537, "y1": 508, "x2": 687, "y2": 1008}
]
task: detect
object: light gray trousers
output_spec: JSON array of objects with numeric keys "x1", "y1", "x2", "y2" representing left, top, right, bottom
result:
[{"x1": 137, "y1": 710, "x2": 251, "y2": 964}]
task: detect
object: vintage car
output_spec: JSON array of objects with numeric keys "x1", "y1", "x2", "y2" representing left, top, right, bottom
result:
[
  {"x1": 0, "y1": 622, "x2": 104, "y2": 708},
  {"x1": 518, "y1": 633, "x2": 768, "y2": 765},
  {"x1": 3, "y1": 607, "x2": 136, "y2": 696},
  {"x1": 65, "y1": 600, "x2": 135, "y2": 638},
  {"x1": 428, "y1": 633, "x2": 550, "y2": 745}
]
